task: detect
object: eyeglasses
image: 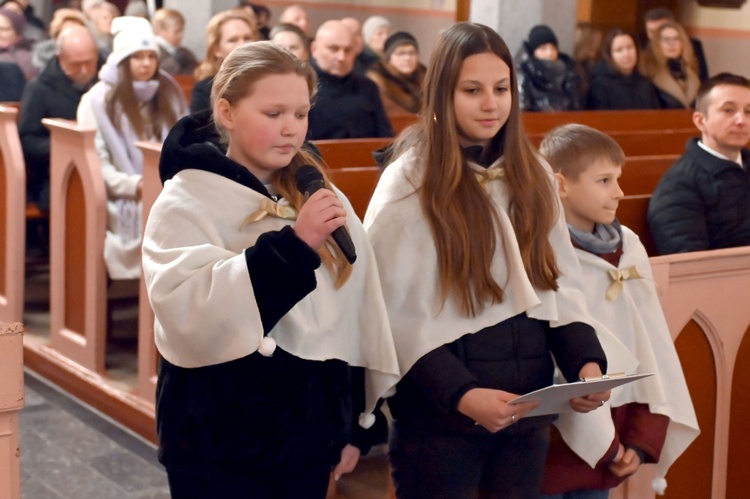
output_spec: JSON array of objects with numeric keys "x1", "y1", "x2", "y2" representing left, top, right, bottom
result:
[
  {"x1": 392, "y1": 49, "x2": 418, "y2": 58},
  {"x1": 660, "y1": 36, "x2": 681, "y2": 44}
]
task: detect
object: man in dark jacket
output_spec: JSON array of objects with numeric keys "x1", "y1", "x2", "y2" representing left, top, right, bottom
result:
[
  {"x1": 19, "y1": 24, "x2": 99, "y2": 209},
  {"x1": 648, "y1": 73, "x2": 750, "y2": 254},
  {"x1": 308, "y1": 20, "x2": 393, "y2": 140}
]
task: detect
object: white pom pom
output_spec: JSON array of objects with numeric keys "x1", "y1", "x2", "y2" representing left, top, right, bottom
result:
[
  {"x1": 652, "y1": 477, "x2": 668, "y2": 495},
  {"x1": 358, "y1": 412, "x2": 376, "y2": 429},
  {"x1": 258, "y1": 337, "x2": 276, "y2": 357}
]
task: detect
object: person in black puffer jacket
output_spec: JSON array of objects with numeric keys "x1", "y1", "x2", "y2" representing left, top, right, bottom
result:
[
  {"x1": 587, "y1": 29, "x2": 661, "y2": 110},
  {"x1": 648, "y1": 73, "x2": 750, "y2": 255},
  {"x1": 517, "y1": 25, "x2": 582, "y2": 112}
]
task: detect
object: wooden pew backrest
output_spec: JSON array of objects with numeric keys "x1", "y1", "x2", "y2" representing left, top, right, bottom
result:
[
  {"x1": 389, "y1": 114, "x2": 418, "y2": 134},
  {"x1": 530, "y1": 129, "x2": 695, "y2": 157},
  {"x1": 620, "y1": 154, "x2": 678, "y2": 196},
  {"x1": 312, "y1": 138, "x2": 392, "y2": 169},
  {"x1": 617, "y1": 194, "x2": 656, "y2": 256},
  {"x1": 0, "y1": 105, "x2": 25, "y2": 323},
  {"x1": 136, "y1": 141, "x2": 162, "y2": 402},
  {"x1": 328, "y1": 167, "x2": 381, "y2": 221},
  {"x1": 523, "y1": 109, "x2": 694, "y2": 135},
  {"x1": 43, "y1": 118, "x2": 108, "y2": 374},
  {"x1": 173, "y1": 74, "x2": 196, "y2": 105}
]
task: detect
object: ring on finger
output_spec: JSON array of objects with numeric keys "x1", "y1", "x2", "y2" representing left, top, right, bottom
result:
[
  {"x1": 599, "y1": 400, "x2": 605, "y2": 406},
  {"x1": 511, "y1": 414, "x2": 516, "y2": 423}
]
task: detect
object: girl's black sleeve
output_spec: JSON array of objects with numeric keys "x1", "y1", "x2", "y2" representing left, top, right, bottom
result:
[
  {"x1": 546, "y1": 321, "x2": 608, "y2": 383},
  {"x1": 244, "y1": 226, "x2": 322, "y2": 334}
]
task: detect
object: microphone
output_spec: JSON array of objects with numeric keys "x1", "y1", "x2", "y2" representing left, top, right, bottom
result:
[{"x1": 295, "y1": 165, "x2": 357, "y2": 264}]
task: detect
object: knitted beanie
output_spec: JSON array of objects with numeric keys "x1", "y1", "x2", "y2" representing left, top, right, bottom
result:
[
  {"x1": 108, "y1": 16, "x2": 158, "y2": 67},
  {"x1": 383, "y1": 31, "x2": 418, "y2": 59},
  {"x1": 527, "y1": 24, "x2": 558, "y2": 53}
]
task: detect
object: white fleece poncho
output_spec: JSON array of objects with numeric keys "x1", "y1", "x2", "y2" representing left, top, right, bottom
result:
[
  {"x1": 363, "y1": 151, "x2": 637, "y2": 407},
  {"x1": 554, "y1": 226, "x2": 699, "y2": 486},
  {"x1": 142, "y1": 169, "x2": 401, "y2": 422}
]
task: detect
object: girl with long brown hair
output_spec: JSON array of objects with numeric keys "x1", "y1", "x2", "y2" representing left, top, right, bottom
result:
[
  {"x1": 142, "y1": 41, "x2": 399, "y2": 498},
  {"x1": 365, "y1": 22, "x2": 611, "y2": 498},
  {"x1": 77, "y1": 16, "x2": 187, "y2": 279}
]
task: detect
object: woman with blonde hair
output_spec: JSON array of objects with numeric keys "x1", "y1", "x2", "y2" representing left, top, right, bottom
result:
[
  {"x1": 640, "y1": 21, "x2": 699, "y2": 108},
  {"x1": 190, "y1": 8, "x2": 256, "y2": 113},
  {"x1": 365, "y1": 22, "x2": 611, "y2": 498}
]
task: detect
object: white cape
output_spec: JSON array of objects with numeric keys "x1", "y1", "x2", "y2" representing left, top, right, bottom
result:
[
  {"x1": 363, "y1": 151, "x2": 637, "y2": 417},
  {"x1": 142, "y1": 169, "x2": 401, "y2": 419},
  {"x1": 554, "y1": 226, "x2": 700, "y2": 477}
]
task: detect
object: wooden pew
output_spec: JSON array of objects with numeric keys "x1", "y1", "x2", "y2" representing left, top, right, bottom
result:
[
  {"x1": 620, "y1": 154, "x2": 678, "y2": 196},
  {"x1": 0, "y1": 321, "x2": 23, "y2": 499},
  {"x1": 389, "y1": 114, "x2": 417, "y2": 134},
  {"x1": 0, "y1": 106, "x2": 25, "y2": 323},
  {"x1": 312, "y1": 138, "x2": 392, "y2": 169},
  {"x1": 529, "y1": 128, "x2": 695, "y2": 157},
  {"x1": 522, "y1": 109, "x2": 694, "y2": 135},
  {"x1": 328, "y1": 167, "x2": 381, "y2": 221},
  {"x1": 43, "y1": 118, "x2": 108, "y2": 374},
  {"x1": 173, "y1": 74, "x2": 196, "y2": 106},
  {"x1": 617, "y1": 194, "x2": 657, "y2": 256},
  {"x1": 136, "y1": 141, "x2": 161, "y2": 402},
  {"x1": 611, "y1": 246, "x2": 750, "y2": 499}
]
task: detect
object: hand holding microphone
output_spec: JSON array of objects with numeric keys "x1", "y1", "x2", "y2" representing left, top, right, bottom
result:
[{"x1": 294, "y1": 165, "x2": 357, "y2": 263}]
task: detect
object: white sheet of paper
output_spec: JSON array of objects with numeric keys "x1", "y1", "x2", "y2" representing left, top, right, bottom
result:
[{"x1": 507, "y1": 373, "x2": 654, "y2": 417}]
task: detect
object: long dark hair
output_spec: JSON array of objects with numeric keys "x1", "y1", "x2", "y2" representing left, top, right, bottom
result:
[{"x1": 390, "y1": 22, "x2": 560, "y2": 317}]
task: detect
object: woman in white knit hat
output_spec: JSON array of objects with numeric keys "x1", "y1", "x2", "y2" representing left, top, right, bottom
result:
[{"x1": 77, "y1": 16, "x2": 187, "y2": 280}]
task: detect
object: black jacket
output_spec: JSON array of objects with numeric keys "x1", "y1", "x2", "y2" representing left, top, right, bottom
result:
[
  {"x1": 308, "y1": 59, "x2": 393, "y2": 140},
  {"x1": 19, "y1": 56, "x2": 99, "y2": 207},
  {"x1": 189, "y1": 76, "x2": 212, "y2": 114},
  {"x1": 586, "y1": 61, "x2": 661, "y2": 111},
  {"x1": 517, "y1": 51, "x2": 582, "y2": 112},
  {"x1": 0, "y1": 62, "x2": 25, "y2": 101},
  {"x1": 388, "y1": 313, "x2": 607, "y2": 435},
  {"x1": 648, "y1": 138, "x2": 750, "y2": 254},
  {"x1": 155, "y1": 111, "x2": 383, "y2": 469}
]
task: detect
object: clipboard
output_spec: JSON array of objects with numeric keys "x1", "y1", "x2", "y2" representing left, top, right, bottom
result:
[{"x1": 507, "y1": 372, "x2": 654, "y2": 417}]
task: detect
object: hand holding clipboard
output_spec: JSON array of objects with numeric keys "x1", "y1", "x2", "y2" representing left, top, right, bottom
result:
[{"x1": 507, "y1": 373, "x2": 653, "y2": 417}]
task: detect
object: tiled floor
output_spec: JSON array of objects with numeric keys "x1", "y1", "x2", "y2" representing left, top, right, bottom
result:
[
  {"x1": 19, "y1": 372, "x2": 171, "y2": 499},
  {"x1": 18, "y1": 243, "x2": 392, "y2": 499}
]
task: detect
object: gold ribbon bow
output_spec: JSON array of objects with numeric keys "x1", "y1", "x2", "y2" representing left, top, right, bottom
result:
[
  {"x1": 240, "y1": 198, "x2": 297, "y2": 230},
  {"x1": 476, "y1": 166, "x2": 506, "y2": 187},
  {"x1": 606, "y1": 266, "x2": 642, "y2": 301}
]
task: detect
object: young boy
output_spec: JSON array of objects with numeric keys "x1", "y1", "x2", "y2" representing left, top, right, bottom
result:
[
  {"x1": 538, "y1": 124, "x2": 700, "y2": 498},
  {"x1": 152, "y1": 8, "x2": 198, "y2": 76}
]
